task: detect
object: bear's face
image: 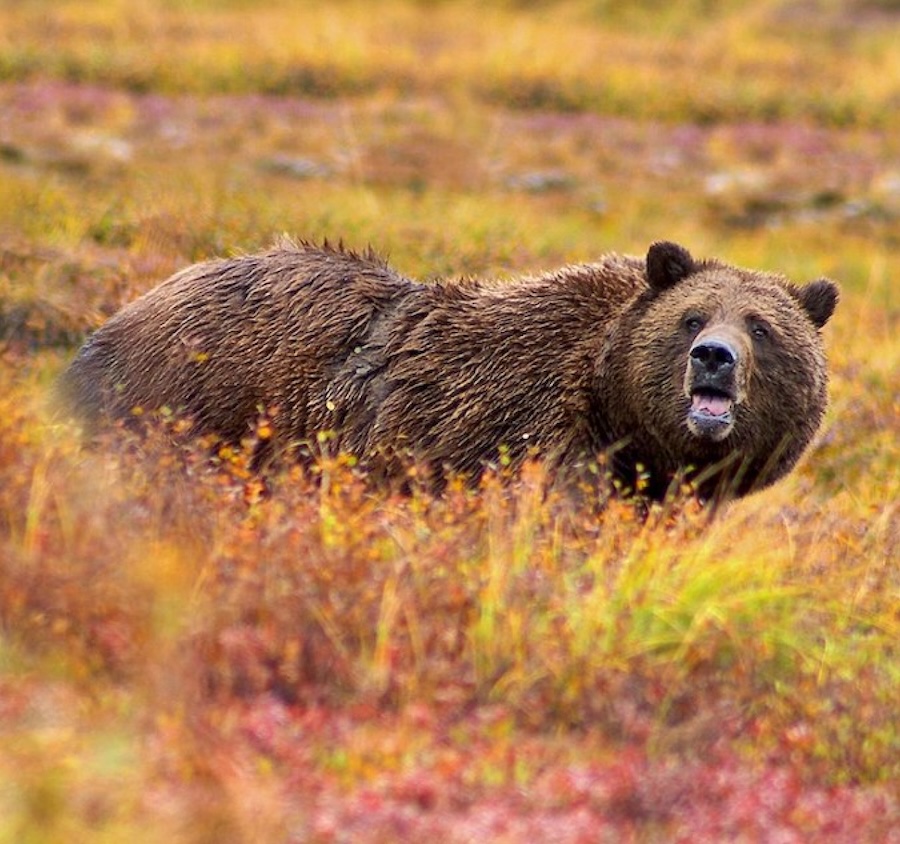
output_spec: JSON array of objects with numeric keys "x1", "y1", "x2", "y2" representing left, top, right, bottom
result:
[{"x1": 618, "y1": 242, "x2": 839, "y2": 495}]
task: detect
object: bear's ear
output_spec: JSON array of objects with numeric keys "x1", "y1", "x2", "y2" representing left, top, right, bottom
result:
[
  {"x1": 796, "y1": 278, "x2": 839, "y2": 329},
  {"x1": 646, "y1": 241, "x2": 696, "y2": 292}
]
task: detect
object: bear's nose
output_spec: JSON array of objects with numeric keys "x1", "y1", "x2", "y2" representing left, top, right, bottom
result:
[{"x1": 690, "y1": 338, "x2": 737, "y2": 376}]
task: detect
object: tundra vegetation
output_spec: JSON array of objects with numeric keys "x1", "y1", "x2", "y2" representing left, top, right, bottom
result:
[{"x1": 0, "y1": 1, "x2": 898, "y2": 841}]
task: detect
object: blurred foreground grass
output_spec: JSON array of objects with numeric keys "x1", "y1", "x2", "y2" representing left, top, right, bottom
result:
[{"x1": 0, "y1": 0, "x2": 898, "y2": 840}]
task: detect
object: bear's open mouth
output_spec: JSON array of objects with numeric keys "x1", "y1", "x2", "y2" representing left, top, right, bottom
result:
[
  {"x1": 691, "y1": 388, "x2": 734, "y2": 418},
  {"x1": 687, "y1": 388, "x2": 736, "y2": 441}
]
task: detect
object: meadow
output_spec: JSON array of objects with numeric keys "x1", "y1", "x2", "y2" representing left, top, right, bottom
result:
[{"x1": 0, "y1": 0, "x2": 898, "y2": 840}]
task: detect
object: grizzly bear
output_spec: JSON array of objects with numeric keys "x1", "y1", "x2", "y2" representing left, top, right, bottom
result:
[{"x1": 59, "y1": 239, "x2": 838, "y2": 502}]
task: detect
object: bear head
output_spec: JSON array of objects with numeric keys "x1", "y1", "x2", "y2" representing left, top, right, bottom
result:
[{"x1": 605, "y1": 241, "x2": 839, "y2": 500}]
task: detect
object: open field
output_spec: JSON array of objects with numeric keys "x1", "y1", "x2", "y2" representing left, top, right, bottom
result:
[{"x1": 1, "y1": 1, "x2": 898, "y2": 840}]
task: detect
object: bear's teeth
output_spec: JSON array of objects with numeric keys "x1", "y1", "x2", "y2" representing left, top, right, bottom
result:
[{"x1": 692, "y1": 393, "x2": 732, "y2": 417}]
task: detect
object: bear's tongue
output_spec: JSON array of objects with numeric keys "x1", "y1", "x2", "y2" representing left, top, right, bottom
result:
[{"x1": 692, "y1": 393, "x2": 732, "y2": 417}]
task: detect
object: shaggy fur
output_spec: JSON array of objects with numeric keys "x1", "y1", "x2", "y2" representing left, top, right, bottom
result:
[{"x1": 60, "y1": 239, "x2": 839, "y2": 501}]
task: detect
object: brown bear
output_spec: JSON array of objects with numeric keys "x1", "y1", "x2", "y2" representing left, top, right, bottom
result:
[{"x1": 59, "y1": 239, "x2": 838, "y2": 502}]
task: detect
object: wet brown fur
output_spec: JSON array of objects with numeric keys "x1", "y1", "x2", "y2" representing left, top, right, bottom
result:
[{"x1": 60, "y1": 238, "x2": 838, "y2": 502}]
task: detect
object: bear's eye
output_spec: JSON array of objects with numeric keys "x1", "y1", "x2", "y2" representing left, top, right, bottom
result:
[
  {"x1": 684, "y1": 315, "x2": 705, "y2": 334},
  {"x1": 750, "y1": 320, "x2": 771, "y2": 341}
]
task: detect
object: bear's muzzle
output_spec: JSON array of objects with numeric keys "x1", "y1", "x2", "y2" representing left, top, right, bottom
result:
[{"x1": 685, "y1": 336, "x2": 740, "y2": 442}]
